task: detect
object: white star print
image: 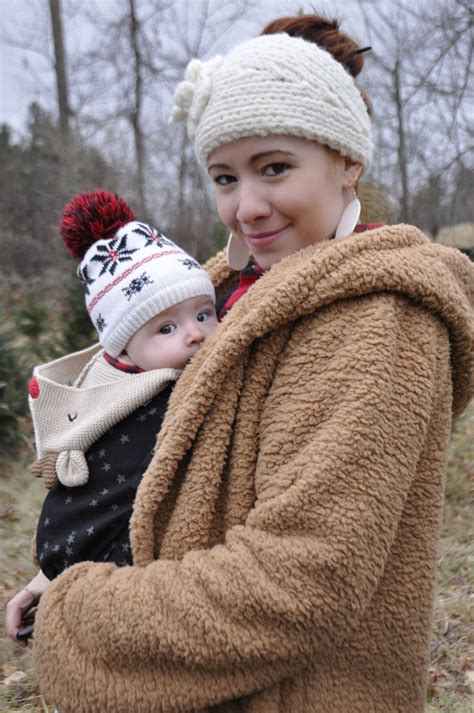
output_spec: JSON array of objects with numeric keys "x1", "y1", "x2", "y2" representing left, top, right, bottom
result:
[
  {"x1": 121, "y1": 543, "x2": 130, "y2": 551},
  {"x1": 52, "y1": 544, "x2": 60, "y2": 553},
  {"x1": 65, "y1": 496, "x2": 72, "y2": 504},
  {"x1": 120, "y1": 434, "x2": 129, "y2": 444},
  {"x1": 42, "y1": 541, "x2": 49, "y2": 550},
  {"x1": 111, "y1": 504, "x2": 119, "y2": 511},
  {"x1": 90, "y1": 498, "x2": 98, "y2": 507},
  {"x1": 66, "y1": 531, "x2": 76, "y2": 544},
  {"x1": 102, "y1": 462, "x2": 111, "y2": 472},
  {"x1": 87, "y1": 526, "x2": 94, "y2": 536},
  {"x1": 65, "y1": 546, "x2": 73, "y2": 556},
  {"x1": 44, "y1": 517, "x2": 50, "y2": 526},
  {"x1": 148, "y1": 407, "x2": 157, "y2": 416},
  {"x1": 100, "y1": 488, "x2": 109, "y2": 496},
  {"x1": 137, "y1": 413, "x2": 147, "y2": 422},
  {"x1": 98, "y1": 448, "x2": 106, "y2": 458},
  {"x1": 116, "y1": 474, "x2": 126, "y2": 484}
]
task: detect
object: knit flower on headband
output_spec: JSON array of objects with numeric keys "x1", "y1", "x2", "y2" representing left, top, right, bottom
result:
[{"x1": 170, "y1": 56, "x2": 224, "y2": 141}]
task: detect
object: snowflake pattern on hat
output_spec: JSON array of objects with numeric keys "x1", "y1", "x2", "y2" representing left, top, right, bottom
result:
[
  {"x1": 179, "y1": 258, "x2": 201, "y2": 270},
  {"x1": 77, "y1": 264, "x2": 95, "y2": 295},
  {"x1": 96, "y1": 314, "x2": 107, "y2": 332},
  {"x1": 90, "y1": 233, "x2": 139, "y2": 277},
  {"x1": 131, "y1": 223, "x2": 175, "y2": 248},
  {"x1": 122, "y1": 273, "x2": 154, "y2": 301}
]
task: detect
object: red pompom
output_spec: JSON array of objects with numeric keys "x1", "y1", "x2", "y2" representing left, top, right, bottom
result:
[
  {"x1": 29, "y1": 377, "x2": 40, "y2": 399},
  {"x1": 60, "y1": 190, "x2": 136, "y2": 258}
]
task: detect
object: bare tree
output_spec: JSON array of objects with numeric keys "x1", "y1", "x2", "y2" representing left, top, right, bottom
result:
[
  {"x1": 69, "y1": 0, "x2": 258, "y2": 258},
  {"x1": 149, "y1": 0, "x2": 259, "y2": 257},
  {"x1": 69, "y1": 0, "x2": 173, "y2": 220},
  {"x1": 0, "y1": 0, "x2": 72, "y2": 143},
  {"x1": 128, "y1": 0, "x2": 147, "y2": 217},
  {"x1": 357, "y1": 0, "x2": 472, "y2": 226},
  {"x1": 48, "y1": 0, "x2": 72, "y2": 150}
]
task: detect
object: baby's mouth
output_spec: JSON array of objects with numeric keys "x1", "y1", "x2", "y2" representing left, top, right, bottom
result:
[{"x1": 186, "y1": 348, "x2": 200, "y2": 364}]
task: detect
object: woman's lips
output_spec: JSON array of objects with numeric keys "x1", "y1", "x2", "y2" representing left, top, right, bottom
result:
[{"x1": 244, "y1": 225, "x2": 290, "y2": 247}]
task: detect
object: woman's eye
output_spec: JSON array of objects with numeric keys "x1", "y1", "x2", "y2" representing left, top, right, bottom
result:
[
  {"x1": 263, "y1": 162, "x2": 290, "y2": 177},
  {"x1": 214, "y1": 174, "x2": 236, "y2": 187},
  {"x1": 159, "y1": 323, "x2": 175, "y2": 335}
]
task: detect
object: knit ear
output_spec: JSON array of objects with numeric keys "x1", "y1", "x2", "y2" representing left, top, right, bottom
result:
[
  {"x1": 30, "y1": 453, "x2": 60, "y2": 490},
  {"x1": 61, "y1": 190, "x2": 136, "y2": 258}
]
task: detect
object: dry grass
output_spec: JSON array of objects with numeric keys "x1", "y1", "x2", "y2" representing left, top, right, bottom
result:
[
  {"x1": 426, "y1": 402, "x2": 474, "y2": 712},
  {"x1": 0, "y1": 436, "x2": 50, "y2": 711},
  {"x1": 0, "y1": 404, "x2": 473, "y2": 712},
  {"x1": 435, "y1": 223, "x2": 474, "y2": 250}
]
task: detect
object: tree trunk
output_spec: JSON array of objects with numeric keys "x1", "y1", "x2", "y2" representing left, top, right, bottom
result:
[
  {"x1": 129, "y1": 0, "x2": 147, "y2": 219},
  {"x1": 48, "y1": 0, "x2": 71, "y2": 150},
  {"x1": 393, "y1": 59, "x2": 410, "y2": 223}
]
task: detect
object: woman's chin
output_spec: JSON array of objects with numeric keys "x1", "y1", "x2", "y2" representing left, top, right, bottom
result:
[{"x1": 249, "y1": 246, "x2": 292, "y2": 271}]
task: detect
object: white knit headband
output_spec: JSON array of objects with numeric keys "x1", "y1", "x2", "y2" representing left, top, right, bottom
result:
[{"x1": 170, "y1": 33, "x2": 373, "y2": 173}]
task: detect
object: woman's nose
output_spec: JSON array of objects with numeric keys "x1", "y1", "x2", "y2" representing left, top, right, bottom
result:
[{"x1": 235, "y1": 183, "x2": 271, "y2": 225}]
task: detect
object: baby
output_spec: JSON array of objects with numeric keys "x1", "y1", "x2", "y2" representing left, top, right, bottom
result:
[{"x1": 7, "y1": 190, "x2": 217, "y2": 643}]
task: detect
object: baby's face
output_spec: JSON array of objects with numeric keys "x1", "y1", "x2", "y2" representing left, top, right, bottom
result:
[{"x1": 124, "y1": 296, "x2": 218, "y2": 371}]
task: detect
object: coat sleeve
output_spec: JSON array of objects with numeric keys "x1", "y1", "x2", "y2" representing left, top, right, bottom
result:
[{"x1": 33, "y1": 295, "x2": 450, "y2": 713}]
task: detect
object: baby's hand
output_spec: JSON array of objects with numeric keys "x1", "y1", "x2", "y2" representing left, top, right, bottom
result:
[{"x1": 5, "y1": 571, "x2": 50, "y2": 647}]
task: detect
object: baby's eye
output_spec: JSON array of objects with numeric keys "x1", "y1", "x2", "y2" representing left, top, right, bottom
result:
[
  {"x1": 197, "y1": 310, "x2": 212, "y2": 322},
  {"x1": 213, "y1": 174, "x2": 236, "y2": 187},
  {"x1": 263, "y1": 162, "x2": 290, "y2": 177},
  {"x1": 159, "y1": 323, "x2": 176, "y2": 335}
]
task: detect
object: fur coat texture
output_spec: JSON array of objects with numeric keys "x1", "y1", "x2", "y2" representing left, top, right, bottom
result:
[{"x1": 33, "y1": 225, "x2": 473, "y2": 713}]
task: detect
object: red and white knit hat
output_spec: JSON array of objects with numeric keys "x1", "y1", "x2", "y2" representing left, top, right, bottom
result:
[{"x1": 62, "y1": 191, "x2": 215, "y2": 358}]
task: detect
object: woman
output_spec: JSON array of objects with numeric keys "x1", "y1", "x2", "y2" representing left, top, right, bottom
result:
[{"x1": 30, "y1": 14, "x2": 473, "y2": 713}]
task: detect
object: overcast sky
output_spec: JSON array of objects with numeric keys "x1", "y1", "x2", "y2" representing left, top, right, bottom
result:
[{"x1": 0, "y1": 0, "x2": 373, "y2": 136}]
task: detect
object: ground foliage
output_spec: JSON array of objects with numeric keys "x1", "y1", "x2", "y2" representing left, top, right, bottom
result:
[
  {"x1": 0, "y1": 262, "x2": 100, "y2": 455},
  {"x1": 0, "y1": 105, "x2": 119, "y2": 280}
]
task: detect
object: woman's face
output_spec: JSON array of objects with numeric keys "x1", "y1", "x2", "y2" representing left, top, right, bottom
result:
[{"x1": 208, "y1": 136, "x2": 362, "y2": 270}]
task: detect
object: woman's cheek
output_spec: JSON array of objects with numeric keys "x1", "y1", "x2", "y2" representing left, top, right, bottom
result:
[{"x1": 215, "y1": 191, "x2": 235, "y2": 231}]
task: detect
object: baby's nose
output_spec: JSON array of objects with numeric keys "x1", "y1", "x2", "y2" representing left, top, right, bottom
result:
[{"x1": 186, "y1": 325, "x2": 206, "y2": 344}]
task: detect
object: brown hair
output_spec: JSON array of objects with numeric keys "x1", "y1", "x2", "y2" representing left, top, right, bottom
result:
[{"x1": 261, "y1": 14, "x2": 372, "y2": 115}]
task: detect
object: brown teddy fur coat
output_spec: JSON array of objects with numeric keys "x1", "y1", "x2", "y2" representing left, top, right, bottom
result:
[{"x1": 33, "y1": 225, "x2": 473, "y2": 713}]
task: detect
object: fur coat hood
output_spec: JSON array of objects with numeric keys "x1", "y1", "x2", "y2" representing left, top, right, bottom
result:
[{"x1": 33, "y1": 224, "x2": 473, "y2": 713}]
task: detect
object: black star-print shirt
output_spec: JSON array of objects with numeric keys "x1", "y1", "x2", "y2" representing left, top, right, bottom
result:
[{"x1": 36, "y1": 384, "x2": 173, "y2": 580}]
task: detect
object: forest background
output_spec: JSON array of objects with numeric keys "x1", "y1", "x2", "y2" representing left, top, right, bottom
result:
[{"x1": 0, "y1": 0, "x2": 472, "y2": 711}]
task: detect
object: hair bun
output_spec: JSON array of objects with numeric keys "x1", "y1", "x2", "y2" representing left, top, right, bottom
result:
[
  {"x1": 261, "y1": 14, "x2": 365, "y2": 79},
  {"x1": 61, "y1": 190, "x2": 136, "y2": 258}
]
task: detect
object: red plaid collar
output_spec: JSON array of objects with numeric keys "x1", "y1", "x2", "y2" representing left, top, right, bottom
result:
[{"x1": 103, "y1": 352, "x2": 145, "y2": 374}]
